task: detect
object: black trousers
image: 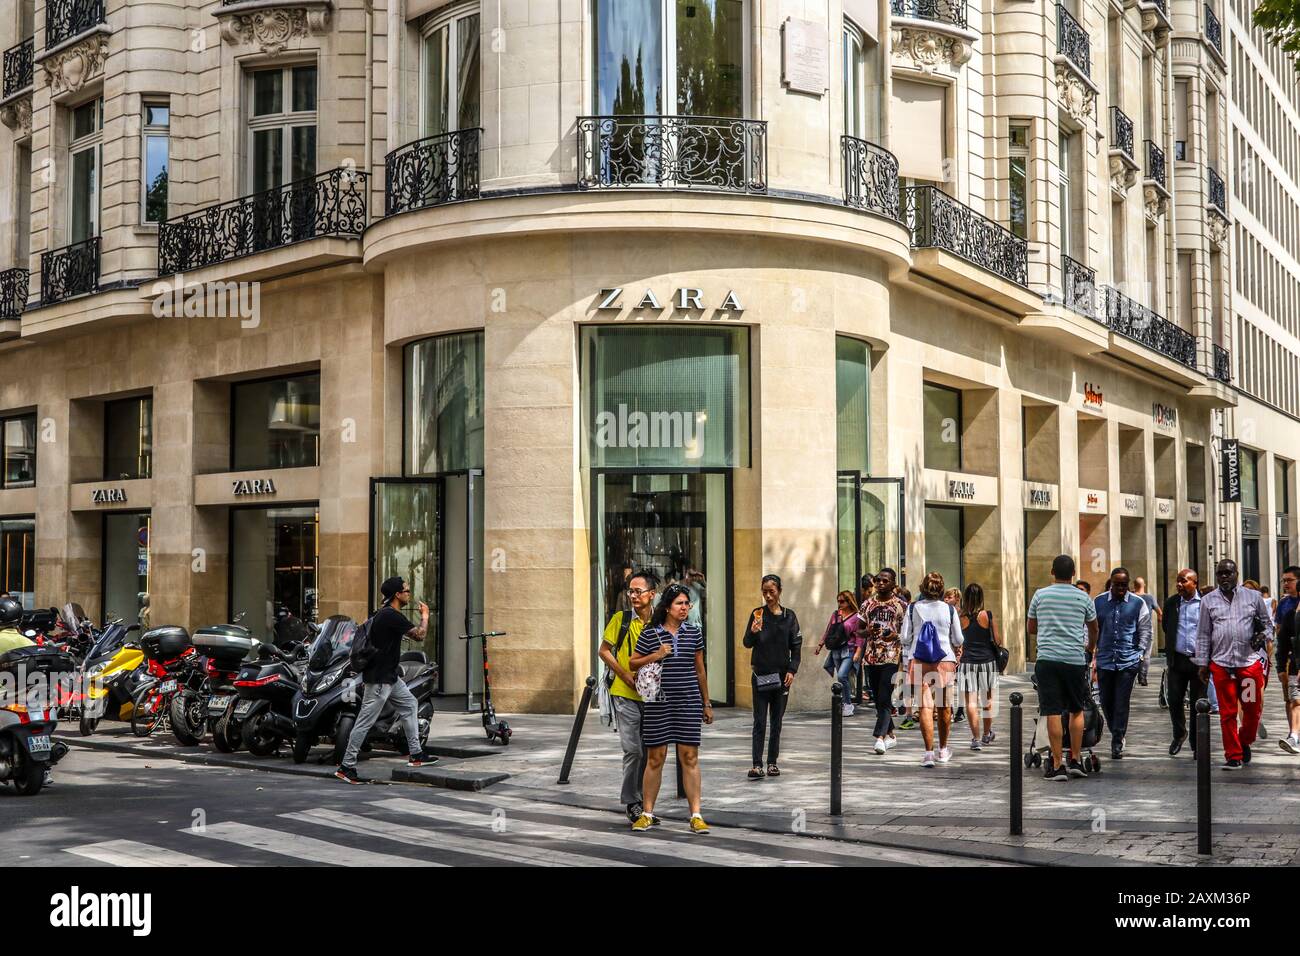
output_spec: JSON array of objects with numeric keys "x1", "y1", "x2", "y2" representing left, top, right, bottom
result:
[
  {"x1": 752, "y1": 679, "x2": 787, "y2": 766},
  {"x1": 1097, "y1": 666, "x2": 1139, "y2": 745},
  {"x1": 1166, "y1": 651, "x2": 1208, "y2": 749},
  {"x1": 866, "y1": 663, "x2": 899, "y2": 738}
]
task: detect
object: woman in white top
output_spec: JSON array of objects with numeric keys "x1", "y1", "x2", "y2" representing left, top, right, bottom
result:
[{"x1": 901, "y1": 571, "x2": 964, "y2": 767}]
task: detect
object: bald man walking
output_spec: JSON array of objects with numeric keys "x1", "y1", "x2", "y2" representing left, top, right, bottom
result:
[{"x1": 1162, "y1": 568, "x2": 1207, "y2": 756}]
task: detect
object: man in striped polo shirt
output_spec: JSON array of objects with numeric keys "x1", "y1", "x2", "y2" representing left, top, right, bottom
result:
[{"x1": 1027, "y1": 554, "x2": 1099, "y2": 781}]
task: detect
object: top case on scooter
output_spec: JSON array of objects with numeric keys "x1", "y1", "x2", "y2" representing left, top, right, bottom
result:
[{"x1": 192, "y1": 627, "x2": 255, "y2": 669}]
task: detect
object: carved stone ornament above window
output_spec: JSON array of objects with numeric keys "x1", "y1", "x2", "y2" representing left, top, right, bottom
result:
[
  {"x1": 1208, "y1": 212, "x2": 1229, "y2": 249},
  {"x1": 890, "y1": 25, "x2": 974, "y2": 74},
  {"x1": 1055, "y1": 62, "x2": 1097, "y2": 127},
  {"x1": 0, "y1": 94, "x2": 32, "y2": 138},
  {"x1": 1144, "y1": 183, "x2": 1168, "y2": 224},
  {"x1": 1110, "y1": 154, "x2": 1139, "y2": 196},
  {"x1": 41, "y1": 35, "x2": 109, "y2": 96},
  {"x1": 216, "y1": 1, "x2": 333, "y2": 57}
]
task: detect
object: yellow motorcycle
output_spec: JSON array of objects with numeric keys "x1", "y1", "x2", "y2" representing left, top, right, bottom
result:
[{"x1": 64, "y1": 606, "x2": 146, "y2": 736}]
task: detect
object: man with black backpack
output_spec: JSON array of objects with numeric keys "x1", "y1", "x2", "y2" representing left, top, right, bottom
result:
[
  {"x1": 599, "y1": 570, "x2": 655, "y2": 821},
  {"x1": 335, "y1": 576, "x2": 437, "y2": 784}
]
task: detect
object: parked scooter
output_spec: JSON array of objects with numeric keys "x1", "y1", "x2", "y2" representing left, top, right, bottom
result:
[
  {"x1": 67, "y1": 609, "x2": 146, "y2": 736},
  {"x1": 291, "y1": 615, "x2": 438, "y2": 764},
  {"x1": 462, "y1": 631, "x2": 512, "y2": 745},
  {"x1": 129, "y1": 626, "x2": 203, "y2": 738},
  {"x1": 0, "y1": 642, "x2": 74, "y2": 795},
  {"x1": 231, "y1": 640, "x2": 308, "y2": 756},
  {"x1": 168, "y1": 616, "x2": 255, "y2": 749}
]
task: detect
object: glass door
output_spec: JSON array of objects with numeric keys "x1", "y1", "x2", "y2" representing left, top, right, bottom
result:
[
  {"x1": 103, "y1": 512, "x2": 150, "y2": 627},
  {"x1": 372, "y1": 479, "x2": 441, "y2": 666},
  {"x1": 836, "y1": 472, "x2": 905, "y2": 591}
]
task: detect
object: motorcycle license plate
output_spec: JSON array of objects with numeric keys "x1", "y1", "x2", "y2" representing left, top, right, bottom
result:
[
  {"x1": 25, "y1": 735, "x2": 51, "y2": 754},
  {"x1": 208, "y1": 695, "x2": 233, "y2": 714},
  {"x1": 159, "y1": 680, "x2": 178, "y2": 694},
  {"x1": 233, "y1": 699, "x2": 254, "y2": 717}
]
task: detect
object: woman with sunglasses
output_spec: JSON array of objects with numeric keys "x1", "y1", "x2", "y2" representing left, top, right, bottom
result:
[
  {"x1": 745, "y1": 574, "x2": 803, "y2": 779},
  {"x1": 629, "y1": 583, "x2": 713, "y2": 834},
  {"x1": 815, "y1": 590, "x2": 862, "y2": 719}
]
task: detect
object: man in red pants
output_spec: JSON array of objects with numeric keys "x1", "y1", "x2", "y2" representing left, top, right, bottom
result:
[{"x1": 1197, "y1": 559, "x2": 1275, "y2": 770}]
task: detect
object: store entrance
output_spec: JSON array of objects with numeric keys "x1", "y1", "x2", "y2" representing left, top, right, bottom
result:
[
  {"x1": 371, "y1": 471, "x2": 484, "y2": 700},
  {"x1": 103, "y1": 512, "x2": 151, "y2": 627},
  {"x1": 837, "y1": 473, "x2": 905, "y2": 591},
  {"x1": 230, "y1": 506, "x2": 319, "y2": 642}
]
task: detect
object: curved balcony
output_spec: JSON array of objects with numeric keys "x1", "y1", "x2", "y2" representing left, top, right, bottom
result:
[
  {"x1": 903, "y1": 186, "x2": 1029, "y2": 288},
  {"x1": 41, "y1": 237, "x2": 99, "y2": 305},
  {"x1": 1208, "y1": 166, "x2": 1227, "y2": 217},
  {"x1": 576, "y1": 114, "x2": 767, "y2": 194},
  {"x1": 1198, "y1": 339, "x2": 1231, "y2": 384},
  {"x1": 1104, "y1": 286, "x2": 1195, "y2": 369},
  {"x1": 841, "y1": 136, "x2": 901, "y2": 221},
  {"x1": 158, "y1": 168, "x2": 368, "y2": 276},
  {"x1": 385, "y1": 128, "x2": 482, "y2": 217},
  {"x1": 46, "y1": 0, "x2": 106, "y2": 48},
  {"x1": 1109, "y1": 107, "x2": 1134, "y2": 164},
  {"x1": 2, "y1": 37, "x2": 33, "y2": 99},
  {"x1": 889, "y1": 0, "x2": 968, "y2": 29},
  {"x1": 0, "y1": 268, "x2": 28, "y2": 318},
  {"x1": 1056, "y1": 4, "x2": 1091, "y2": 77}
]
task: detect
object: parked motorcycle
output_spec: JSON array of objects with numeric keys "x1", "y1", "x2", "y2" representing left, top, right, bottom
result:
[
  {"x1": 129, "y1": 626, "x2": 203, "y2": 738},
  {"x1": 0, "y1": 643, "x2": 74, "y2": 795},
  {"x1": 231, "y1": 640, "x2": 308, "y2": 756},
  {"x1": 68, "y1": 612, "x2": 146, "y2": 737},
  {"x1": 169, "y1": 618, "x2": 255, "y2": 749},
  {"x1": 291, "y1": 616, "x2": 438, "y2": 765}
]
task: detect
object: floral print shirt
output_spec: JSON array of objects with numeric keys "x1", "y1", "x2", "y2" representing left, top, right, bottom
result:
[{"x1": 861, "y1": 594, "x2": 908, "y2": 665}]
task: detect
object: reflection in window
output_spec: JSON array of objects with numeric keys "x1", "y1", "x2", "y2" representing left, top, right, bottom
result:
[
  {"x1": 405, "y1": 332, "x2": 485, "y2": 475},
  {"x1": 103, "y1": 513, "x2": 150, "y2": 626},
  {"x1": 1242, "y1": 447, "x2": 1259, "y2": 511},
  {"x1": 0, "y1": 518, "x2": 34, "y2": 610},
  {"x1": 231, "y1": 507, "x2": 318, "y2": 640},
  {"x1": 422, "y1": 5, "x2": 481, "y2": 136},
  {"x1": 836, "y1": 336, "x2": 870, "y2": 474},
  {"x1": 232, "y1": 374, "x2": 321, "y2": 471},
  {"x1": 143, "y1": 102, "x2": 169, "y2": 223},
  {"x1": 104, "y1": 396, "x2": 152, "y2": 480},
  {"x1": 2, "y1": 414, "x2": 35, "y2": 488},
  {"x1": 923, "y1": 383, "x2": 961, "y2": 471}
]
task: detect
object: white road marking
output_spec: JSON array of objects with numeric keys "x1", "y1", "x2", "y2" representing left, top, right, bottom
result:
[
  {"x1": 183, "y1": 821, "x2": 445, "y2": 867},
  {"x1": 64, "y1": 839, "x2": 232, "y2": 868}
]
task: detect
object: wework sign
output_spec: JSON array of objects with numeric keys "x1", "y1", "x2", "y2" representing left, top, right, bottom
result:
[
  {"x1": 232, "y1": 478, "x2": 277, "y2": 497},
  {"x1": 1221, "y1": 439, "x2": 1241, "y2": 503},
  {"x1": 91, "y1": 488, "x2": 127, "y2": 504}
]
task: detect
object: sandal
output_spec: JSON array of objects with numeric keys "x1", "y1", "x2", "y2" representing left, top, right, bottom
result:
[
  {"x1": 747, "y1": 767, "x2": 765, "y2": 779},
  {"x1": 767, "y1": 764, "x2": 781, "y2": 777}
]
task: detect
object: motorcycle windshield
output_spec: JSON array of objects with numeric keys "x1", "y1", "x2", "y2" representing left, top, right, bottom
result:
[
  {"x1": 60, "y1": 602, "x2": 87, "y2": 633},
  {"x1": 308, "y1": 616, "x2": 356, "y2": 670},
  {"x1": 85, "y1": 622, "x2": 129, "y2": 663}
]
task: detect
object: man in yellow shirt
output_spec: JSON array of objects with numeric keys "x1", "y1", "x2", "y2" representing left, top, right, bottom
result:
[
  {"x1": 599, "y1": 570, "x2": 655, "y2": 823},
  {"x1": 0, "y1": 597, "x2": 33, "y2": 655}
]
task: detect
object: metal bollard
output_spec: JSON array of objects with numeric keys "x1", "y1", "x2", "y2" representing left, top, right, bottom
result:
[
  {"x1": 1009, "y1": 692, "x2": 1023, "y2": 836},
  {"x1": 556, "y1": 675, "x2": 597, "y2": 785},
  {"x1": 1196, "y1": 698, "x2": 1211, "y2": 855},
  {"x1": 831, "y1": 681, "x2": 843, "y2": 816}
]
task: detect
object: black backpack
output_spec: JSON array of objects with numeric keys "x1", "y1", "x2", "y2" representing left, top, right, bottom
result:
[{"x1": 349, "y1": 611, "x2": 380, "y2": 672}]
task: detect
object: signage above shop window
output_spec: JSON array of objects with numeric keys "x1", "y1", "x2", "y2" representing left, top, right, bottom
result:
[
  {"x1": 594, "y1": 288, "x2": 744, "y2": 316},
  {"x1": 1082, "y1": 381, "x2": 1104, "y2": 411},
  {"x1": 91, "y1": 488, "x2": 128, "y2": 504},
  {"x1": 1155, "y1": 498, "x2": 1175, "y2": 519},
  {"x1": 1080, "y1": 489, "x2": 1107, "y2": 513},
  {"x1": 1221, "y1": 439, "x2": 1241, "y2": 503},
  {"x1": 1188, "y1": 501, "x2": 1205, "y2": 522},
  {"x1": 1152, "y1": 402, "x2": 1178, "y2": 431},
  {"x1": 232, "y1": 478, "x2": 278, "y2": 497},
  {"x1": 947, "y1": 479, "x2": 976, "y2": 501},
  {"x1": 1119, "y1": 493, "x2": 1144, "y2": 517},
  {"x1": 1027, "y1": 488, "x2": 1053, "y2": 509}
]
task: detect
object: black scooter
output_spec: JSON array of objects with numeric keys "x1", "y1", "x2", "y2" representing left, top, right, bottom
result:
[
  {"x1": 232, "y1": 641, "x2": 308, "y2": 756},
  {"x1": 291, "y1": 616, "x2": 438, "y2": 764},
  {"x1": 462, "y1": 631, "x2": 511, "y2": 745}
]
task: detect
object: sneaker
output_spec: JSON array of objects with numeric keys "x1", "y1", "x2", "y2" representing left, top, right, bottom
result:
[
  {"x1": 842, "y1": 702, "x2": 856, "y2": 717},
  {"x1": 1044, "y1": 761, "x2": 1069, "y2": 782},
  {"x1": 954, "y1": 708, "x2": 966, "y2": 723},
  {"x1": 982, "y1": 730, "x2": 996, "y2": 745},
  {"x1": 631, "y1": 813, "x2": 657, "y2": 832},
  {"x1": 922, "y1": 751, "x2": 936, "y2": 768},
  {"x1": 969, "y1": 737, "x2": 982, "y2": 751},
  {"x1": 937, "y1": 746, "x2": 952, "y2": 763},
  {"x1": 899, "y1": 715, "x2": 919, "y2": 730},
  {"x1": 626, "y1": 802, "x2": 643, "y2": 823},
  {"x1": 1258, "y1": 722, "x2": 1269, "y2": 740},
  {"x1": 1067, "y1": 758, "x2": 1089, "y2": 778},
  {"x1": 407, "y1": 750, "x2": 439, "y2": 768},
  {"x1": 1280, "y1": 735, "x2": 1300, "y2": 755},
  {"x1": 874, "y1": 738, "x2": 888, "y2": 755},
  {"x1": 884, "y1": 736, "x2": 897, "y2": 751},
  {"x1": 1222, "y1": 759, "x2": 1243, "y2": 771},
  {"x1": 335, "y1": 765, "x2": 363, "y2": 785},
  {"x1": 1242, "y1": 745, "x2": 1252, "y2": 765},
  {"x1": 689, "y1": 815, "x2": 710, "y2": 834}
]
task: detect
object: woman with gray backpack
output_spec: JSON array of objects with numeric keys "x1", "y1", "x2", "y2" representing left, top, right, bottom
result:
[{"x1": 900, "y1": 571, "x2": 964, "y2": 768}]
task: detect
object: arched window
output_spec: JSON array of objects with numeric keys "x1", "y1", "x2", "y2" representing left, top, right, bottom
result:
[{"x1": 421, "y1": 2, "x2": 481, "y2": 137}]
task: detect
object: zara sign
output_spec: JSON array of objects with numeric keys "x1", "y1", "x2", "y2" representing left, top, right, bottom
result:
[{"x1": 595, "y1": 288, "x2": 744, "y2": 314}]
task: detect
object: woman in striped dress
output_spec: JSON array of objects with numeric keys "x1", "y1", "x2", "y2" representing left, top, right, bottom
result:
[{"x1": 629, "y1": 583, "x2": 714, "y2": 834}]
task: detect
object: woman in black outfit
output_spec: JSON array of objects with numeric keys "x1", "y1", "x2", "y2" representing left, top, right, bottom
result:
[
  {"x1": 957, "y1": 582, "x2": 1003, "y2": 750},
  {"x1": 743, "y1": 574, "x2": 802, "y2": 779}
]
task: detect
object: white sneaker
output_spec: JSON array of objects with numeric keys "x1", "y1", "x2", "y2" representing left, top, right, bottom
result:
[
  {"x1": 874, "y1": 738, "x2": 888, "y2": 754},
  {"x1": 922, "y1": 750, "x2": 936, "y2": 768},
  {"x1": 1280, "y1": 735, "x2": 1300, "y2": 755},
  {"x1": 884, "y1": 736, "x2": 897, "y2": 751},
  {"x1": 937, "y1": 747, "x2": 952, "y2": 763},
  {"x1": 969, "y1": 737, "x2": 982, "y2": 751},
  {"x1": 842, "y1": 702, "x2": 855, "y2": 717}
]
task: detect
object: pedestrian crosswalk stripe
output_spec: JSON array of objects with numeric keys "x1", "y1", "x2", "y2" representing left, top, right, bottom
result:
[
  {"x1": 282, "y1": 807, "x2": 639, "y2": 868},
  {"x1": 184, "y1": 821, "x2": 446, "y2": 867},
  {"x1": 375, "y1": 796, "x2": 830, "y2": 867},
  {"x1": 63, "y1": 839, "x2": 233, "y2": 868}
]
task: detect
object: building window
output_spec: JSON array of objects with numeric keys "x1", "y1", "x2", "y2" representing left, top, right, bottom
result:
[
  {"x1": 69, "y1": 98, "x2": 103, "y2": 243},
  {"x1": 843, "y1": 19, "x2": 866, "y2": 139},
  {"x1": 104, "y1": 396, "x2": 153, "y2": 480},
  {"x1": 14, "y1": 142, "x2": 30, "y2": 266},
  {"x1": 103, "y1": 513, "x2": 150, "y2": 627},
  {"x1": 924, "y1": 505, "x2": 963, "y2": 589},
  {"x1": 1, "y1": 413, "x2": 35, "y2": 488},
  {"x1": 1242, "y1": 447, "x2": 1259, "y2": 511},
  {"x1": 231, "y1": 506, "x2": 318, "y2": 641},
  {"x1": 246, "y1": 64, "x2": 317, "y2": 193},
  {"x1": 836, "y1": 335, "x2": 870, "y2": 473},
  {"x1": 1276, "y1": 457, "x2": 1291, "y2": 516},
  {"x1": 142, "y1": 101, "x2": 169, "y2": 223},
  {"x1": 231, "y1": 373, "x2": 321, "y2": 471},
  {"x1": 924, "y1": 382, "x2": 961, "y2": 471},
  {"x1": 404, "y1": 331, "x2": 485, "y2": 475},
  {"x1": 891, "y1": 77, "x2": 947, "y2": 186},
  {"x1": 1174, "y1": 78, "x2": 1189, "y2": 161},
  {"x1": 592, "y1": 0, "x2": 746, "y2": 118},
  {"x1": 1008, "y1": 121, "x2": 1029, "y2": 239},
  {"x1": 421, "y1": 3, "x2": 480, "y2": 137},
  {"x1": 0, "y1": 518, "x2": 34, "y2": 610}
]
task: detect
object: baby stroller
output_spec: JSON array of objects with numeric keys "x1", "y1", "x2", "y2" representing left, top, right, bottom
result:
[{"x1": 1022, "y1": 673, "x2": 1105, "y2": 774}]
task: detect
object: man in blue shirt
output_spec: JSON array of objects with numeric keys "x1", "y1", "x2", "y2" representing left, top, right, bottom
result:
[
  {"x1": 1094, "y1": 567, "x2": 1151, "y2": 759},
  {"x1": 1162, "y1": 568, "x2": 1206, "y2": 756}
]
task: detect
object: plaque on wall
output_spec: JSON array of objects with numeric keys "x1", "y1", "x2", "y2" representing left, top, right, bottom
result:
[{"x1": 782, "y1": 18, "x2": 828, "y2": 96}]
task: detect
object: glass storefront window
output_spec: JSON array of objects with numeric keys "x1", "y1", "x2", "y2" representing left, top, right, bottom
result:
[
  {"x1": 405, "y1": 332, "x2": 485, "y2": 475},
  {"x1": 836, "y1": 336, "x2": 870, "y2": 474},
  {"x1": 373, "y1": 481, "x2": 441, "y2": 661},
  {"x1": 924, "y1": 505, "x2": 963, "y2": 590},
  {"x1": 103, "y1": 513, "x2": 150, "y2": 626},
  {"x1": 104, "y1": 396, "x2": 153, "y2": 480},
  {"x1": 0, "y1": 518, "x2": 34, "y2": 610},
  {"x1": 1275, "y1": 458, "x2": 1290, "y2": 516},
  {"x1": 231, "y1": 506, "x2": 318, "y2": 641},
  {"x1": 582, "y1": 326, "x2": 749, "y2": 469},
  {"x1": 1241, "y1": 447, "x2": 1259, "y2": 511},
  {"x1": 923, "y1": 382, "x2": 961, "y2": 471},
  {"x1": 232, "y1": 374, "x2": 320, "y2": 471},
  {"x1": 2, "y1": 414, "x2": 35, "y2": 489}
]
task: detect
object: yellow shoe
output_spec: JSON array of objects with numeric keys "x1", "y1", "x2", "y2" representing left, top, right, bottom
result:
[
  {"x1": 631, "y1": 813, "x2": 656, "y2": 832},
  {"x1": 689, "y1": 815, "x2": 710, "y2": 834}
]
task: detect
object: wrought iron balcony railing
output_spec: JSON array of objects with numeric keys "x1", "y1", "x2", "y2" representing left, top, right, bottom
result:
[
  {"x1": 1145, "y1": 140, "x2": 1166, "y2": 188},
  {"x1": 2, "y1": 37, "x2": 33, "y2": 99},
  {"x1": 1211, "y1": 344, "x2": 1230, "y2": 383},
  {"x1": 1062, "y1": 254, "x2": 1097, "y2": 318},
  {"x1": 1208, "y1": 166, "x2": 1227, "y2": 215},
  {"x1": 0, "y1": 268, "x2": 28, "y2": 319},
  {"x1": 841, "y1": 136, "x2": 901, "y2": 221},
  {"x1": 1110, "y1": 107, "x2": 1135, "y2": 163},
  {"x1": 1056, "y1": 4, "x2": 1091, "y2": 77},
  {"x1": 1104, "y1": 286, "x2": 1196, "y2": 369},
  {"x1": 576, "y1": 115, "x2": 767, "y2": 194},
  {"x1": 46, "y1": 0, "x2": 106, "y2": 48},
  {"x1": 903, "y1": 186, "x2": 1029, "y2": 287},
  {"x1": 1149, "y1": 0, "x2": 1168, "y2": 17},
  {"x1": 158, "y1": 168, "x2": 368, "y2": 276},
  {"x1": 385, "y1": 128, "x2": 482, "y2": 217},
  {"x1": 889, "y1": 0, "x2": 968, "y2": 29},
  {"x1": 1204, "y1": 3, "x2": 1223, "y2": 54},
  {"x1": 41, "y1": 237, "x2": 99, "y2": 305}
]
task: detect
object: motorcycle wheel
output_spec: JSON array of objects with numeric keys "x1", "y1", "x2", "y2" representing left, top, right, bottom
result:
[
  {"x1": 130, "y1": 688, "x2": 164, "y2": 738},
  {"x1": 212, "y1": 711, "x2": 238, "y2": 753},
  {"x1": 242, "y1": 715, "x2": 281, "y2": 757},
  {"x1": 79, "y1": 714, "x2": 99, "y2": 737},
  {"x1": 291, "y1": 731, "x2": 313, "y2": 765},
  {"x1": 332, "y1": 714, "x2": 355, "y2": 766},
  {"x1": 169, "y1": 693, "x2": 204, "y2": 746},
  {"x1": 12, "y1": 752, "x2": 44, "y2": 796}
]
